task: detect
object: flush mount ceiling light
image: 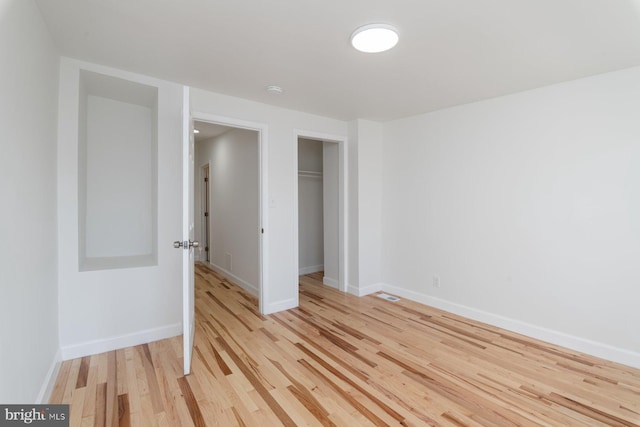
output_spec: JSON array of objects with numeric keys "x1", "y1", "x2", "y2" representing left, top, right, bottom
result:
[
  {"x1": 193, "y1": 129, "x2": 200, "y2": 134},
  {"x1": 351, "y1": 23, "x2": 399, "y2": 53}
]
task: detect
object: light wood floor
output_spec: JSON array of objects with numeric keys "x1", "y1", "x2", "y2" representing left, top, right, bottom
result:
[{"x1": 50, "y1": 264, "x2": 640, "y2": 426}]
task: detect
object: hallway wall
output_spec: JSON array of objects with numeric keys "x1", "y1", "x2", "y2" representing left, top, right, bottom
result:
[{"x1": 195, "y1": 128, "x2": 260, "y2": 295}]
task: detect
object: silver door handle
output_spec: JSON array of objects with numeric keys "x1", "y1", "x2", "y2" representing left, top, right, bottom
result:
[{"x1": 173, "y1": 240, "x2": 199, "y2": 249}]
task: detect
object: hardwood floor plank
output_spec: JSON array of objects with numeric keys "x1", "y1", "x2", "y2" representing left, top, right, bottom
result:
[
  {"x1": 63, "y1": 358, "x2": 82, "y2": 403},
  {"x1": 94, "y1": 382, "x2": 106, "y2": 427},
  {"x1": 215, "y1": 334, "x2": 298, "y2": 426},
  {"x1": 151, "y1": 339, "x2": 191, "y2": 427},
  {"x1": 298, "y1": 358, "x2": 392, "y2": 427},
  {"x1": 231, "y1": 407, "x2": 247, "y2": 427},
  {"x1": 106, "y1": 351, "x2": 118, "y2": 427},
  {"x1": 49, "y1": 357, "x2": 71, "y2": 404},
  {"x1": 75, "y1": 356, "x2": 90, "y2": 389},
  {"x1": 137, "y1": 344, "x2": 164, "y2": 415},
  {"x1": 69, "y1": 386, "x2": 86, "y2": 427},
  {"x1": 80, "y1": 353, "x2": 99, "y2": 420},
  {"x1": 118, "y1": 393, "x2": 131, "y2": 427},
  {"x1": 271, "y1": 313, "x2": 371, "y2": 383},
  {"x1": 122, "y1": 346, "x2": 142, "y2": 420},
  {"x1": 116, "y1": 349, "x2": 129, "y2": 396},
  {"x1": 49, "y1": 265, "x2": 640, "y2": 426},
  {"x1": 269, "y1": 358, "x2": 335, "y2": 427},
  {"x1": 296, "y1": 342, "x2": 405, "y2": 424},
  {"x1": 177, "y1": 377, "x2": 206, "y2": 427}
]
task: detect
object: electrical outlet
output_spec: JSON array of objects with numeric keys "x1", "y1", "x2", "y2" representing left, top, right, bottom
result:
[
  {"x1": 433, "y1": 275, "x2": 441, "y2": 288},
  {"x1": 226, "y1": 253, "x2": 232, "y2": 271}
]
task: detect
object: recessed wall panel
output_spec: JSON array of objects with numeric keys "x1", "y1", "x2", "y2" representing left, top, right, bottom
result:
[{"x1": 78, "y1": 71, "x2": 158, "y2": 271}]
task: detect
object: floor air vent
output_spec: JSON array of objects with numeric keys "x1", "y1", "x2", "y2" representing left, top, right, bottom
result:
[{"x1": 377, "y1": 293, "x2": 400, "y2": 302}]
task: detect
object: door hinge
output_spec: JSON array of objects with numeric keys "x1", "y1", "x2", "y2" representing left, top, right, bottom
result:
[
  {"x1": 204, "y1": 177, "x2": 208, "y2": 182},
  {"x1": 205, "y1": 246, "x2": 209, "y2": 252},
  {"x1": 261, "y1": 228, "x2": 264, "y2": 234},
  {"x1": 204, "y1": 212, "x2": 209, "y2": 217}
]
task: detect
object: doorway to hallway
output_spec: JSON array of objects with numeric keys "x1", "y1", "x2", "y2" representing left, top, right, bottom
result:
[{"x1": 193, "y1": 120, "x2": 262, "y2": 305}]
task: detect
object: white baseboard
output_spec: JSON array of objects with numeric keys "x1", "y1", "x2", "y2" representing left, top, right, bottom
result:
[
  {"x1": 299, "y1": 265, "x2": 324, "y2": 275},
  {"x1": 36, "y1": 348, "x2": 61, "y2": 403},
  {"x1": 348, "y1": 282, "x2": 382, "y2": 297},
  {"x1": 381, "y1": 283, "x2": 640, "y2": 370},
  {"x1": 61, "y1": 323, "x2": 182, "y2": 361},
  {"x1": 206, "y1": 262, "x2": 259, "y2": 296},
  {"x1": 323, "y1": 276, "x2": 339, "y2": 289},
  {"x1": 263, "y1": 297, "x2": 298, "y2": 315}
]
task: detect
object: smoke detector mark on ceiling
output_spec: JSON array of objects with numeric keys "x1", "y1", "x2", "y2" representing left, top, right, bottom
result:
[{"x1": 266, "y1": 85, "x2": 283, "y2": 95}]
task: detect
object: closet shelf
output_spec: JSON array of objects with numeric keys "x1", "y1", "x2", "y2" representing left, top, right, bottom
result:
[{"x1": 298, "y1": 170, "x2": 323, "y2": 179}]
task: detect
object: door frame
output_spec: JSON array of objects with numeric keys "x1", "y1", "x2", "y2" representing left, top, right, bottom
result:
[
  {"x1": 191, "y1": 111, "x2": 268, "y2": 314},
  {"x1": 201, "y1": 163, "x2": 210, "y2": 263},
  {"x1": 293, "y1": 129, "x2": 348, "y2": 293}
]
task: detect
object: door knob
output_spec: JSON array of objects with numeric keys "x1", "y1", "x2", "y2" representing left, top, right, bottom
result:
[{"x1": 174, "y1": 240, "x2": 199, "y2": 249}]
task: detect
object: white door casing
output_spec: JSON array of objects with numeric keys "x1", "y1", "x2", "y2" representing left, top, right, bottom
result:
[{"x1": 181, "y1": 86, "x2": 196, "y2": 375}]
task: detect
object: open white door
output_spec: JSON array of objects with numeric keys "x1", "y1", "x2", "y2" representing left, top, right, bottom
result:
[{"x1": 180, "y1": 86, "x2": 196, "y2": 375}]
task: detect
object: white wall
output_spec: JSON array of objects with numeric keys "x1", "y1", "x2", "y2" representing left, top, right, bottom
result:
[
  {"x1": 323, "y1": 142, "x2": 339, "y2": 286},
  {"x1": 381, "y1": 66, "x2": 640, "y2": 368},
  {"x1": 298, "y1": 138, "x2": 323, "y2": 171},
  {"x1": 346, "y1": 120, "x2": 383, "y2": 296},
  {"x1": 191, "y1": 89, "x2": 348, "y2": 313},
  {"x1": 57, "y1": 59, "x2": 183, "y2": 359},
  {"x1": 356, "y1": 120, "x2": 383, "y2": 292},
  {"x1": 347, "y1": 122, "x2": 360, "y2": 289},
  {"x1": 298, "y1": 138, "x2": 324, "y2": 274},
  {"x1": 195, "y1": 128, "x2": 260, "y2": 294},
  {"x1": 0, "y1": 0, "x2": 60, "y2": 402}
]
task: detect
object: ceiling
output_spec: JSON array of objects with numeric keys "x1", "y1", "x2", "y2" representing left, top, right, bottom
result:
[
  {"x1": 193, "y1": 121, "x2": 233, "y2": 143},
  {"x1": 35, "y1": 0, "x2": 640, "y2": 121}
]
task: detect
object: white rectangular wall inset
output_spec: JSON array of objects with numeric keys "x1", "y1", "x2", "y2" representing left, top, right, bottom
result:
[{"x1": 78, "y1": 70, "x2": 158, "y2": 271}]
